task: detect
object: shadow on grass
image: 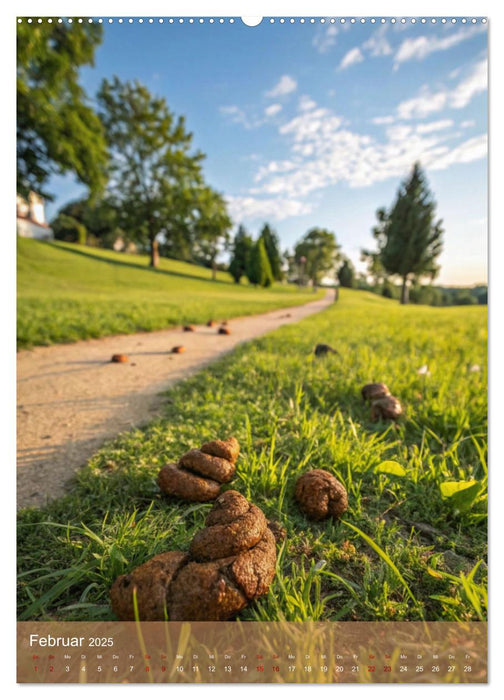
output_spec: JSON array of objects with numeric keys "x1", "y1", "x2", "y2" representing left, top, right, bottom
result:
[{"x1": 45, "y1": 240, "x2": 234, "y2": 287}]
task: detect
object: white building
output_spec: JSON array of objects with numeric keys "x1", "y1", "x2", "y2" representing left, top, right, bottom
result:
[{"x1": 16, "y1": 192, "x2": 53, "y2": 240}]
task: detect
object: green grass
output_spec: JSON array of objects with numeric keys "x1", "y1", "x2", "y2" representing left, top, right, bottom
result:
[
  {"x1": 17, "y1": 289, "x2": 487, "y2": 622},
  {"x1": 17, "y1": 238, "x2": 322, "y2": 348}
]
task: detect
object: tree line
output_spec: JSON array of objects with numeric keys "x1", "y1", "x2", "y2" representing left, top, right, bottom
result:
[{"x1": 19, "y1": 23, "x2": 466, "y2": 303}]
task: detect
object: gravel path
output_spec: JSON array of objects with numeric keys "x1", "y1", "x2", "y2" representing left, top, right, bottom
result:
[{"x1": 17, "y1": 292, "x2": 333, "y2": 509}]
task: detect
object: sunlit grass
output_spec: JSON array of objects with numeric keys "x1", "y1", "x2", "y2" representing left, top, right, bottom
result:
[
  {"x1": 17, "y1": 238, "x2": 322, "y2": 348},
  {"x1": 17, "y1": 289, "x2": 487, "y2": 621}
]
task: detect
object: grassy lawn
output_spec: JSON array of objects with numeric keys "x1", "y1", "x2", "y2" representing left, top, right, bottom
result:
[
  {"x1": 17, "y1": 238, "x2": 323, "y2": 349},
  {"x1": 17, "y1": 289, "x2": 487, "y2": 622}
]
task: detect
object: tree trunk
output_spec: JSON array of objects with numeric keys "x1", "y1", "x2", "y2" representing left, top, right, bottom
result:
[
  {"x1": 400, "y1": 275, "x2": 409, "y2": 304},
  {"x1": 150, "y1": 237, "x2": 159, "y2": 268}
]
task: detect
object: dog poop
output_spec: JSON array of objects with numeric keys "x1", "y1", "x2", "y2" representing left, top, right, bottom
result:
[
  {"x1": 371, "y1": 395, "x2": 403, "y2": 421},
  {"x1": 171, "y1": 346, "x2": 185, "y2": 354},
  {"x1": 110, "y1": 490, "x2": 277, "y2": 621},
  {"x1": 111, "y1": 354, "x2": 129, "y2": 363},
  {"x1": 218, "y1": 327, "x2": 231, "y2": 335},
  {"x1": 295, "y1": 469, "x2": 348, "y2": 521},
  {"x1": 158, "y1": 437, "x2": 240, "y2": 501},
  {"x1": 314, "y1": 344, "x2": 338, "y2": 357},
  {"x1": 183, "y1": 325, "x2": 195, "y2": 332},
  {"x1": 361, "y1": 383, "x2": 391, "y2": 401}
]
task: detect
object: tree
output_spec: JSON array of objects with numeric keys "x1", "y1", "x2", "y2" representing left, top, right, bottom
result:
[
  {"x1": 453, "y1": 291, "x2": 477, "y2": 306},
  {"x1": 372, "y1": 163, "x2": 443, "y2": 304},
  {"x1": 50, "y1": 196, "x2": 125, "y2": 248},
  {"x1": 409, "y1": 284, "x2": 442, "y2": 306},
  {"x1": 17, "y1": 21, "x2": 107, "y2": 199},
  {"x1": 337, "y1": 257, "x2": 356, "y2": 288},
  {"x1": 51, "y1": 212, "x2": 87, "y2": 245},
  {"x1": 191, "y1": 187, "x2": 232, "y2": 279},
  {"x1": 229, "y1": 225, "x2": 254, "y2": 283},
  {"x1": 381, "y1": 281, "x2": 397, "y2": 299},
  {"x1": 294, "y1": 228, "x2": 340, "y2": 289},
  {"x1": 259, "y1": 223, "x2": 283, "y2": 281},
  {"x1": 97, "y1": 77, "x2": 217, "y2": 268},
  {"x1": 361, "y1": 247, "x2": 387, "y2": 286},
  {"x1": 247, "y1": 238, "x2": 274, "y2": 287}
]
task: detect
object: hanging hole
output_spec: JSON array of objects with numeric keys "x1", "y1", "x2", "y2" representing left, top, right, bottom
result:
[{"x1": 241, "y1": 16, "x2": 263, "y2": 27}]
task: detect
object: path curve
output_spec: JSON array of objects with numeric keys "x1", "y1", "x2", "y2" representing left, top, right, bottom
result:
[{"x1": 17, "y1": 291, "x2": 333, "y2": 509}]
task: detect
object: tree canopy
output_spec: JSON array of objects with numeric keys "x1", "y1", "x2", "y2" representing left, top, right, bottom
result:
[
  {"x1": 190, "y1": 187, "x2": 232, "y2": 278},
  {"x1": 97, "y1": 77, "x2": 228, "y2": 268},
  {"x1": 259, "y1": 223, "x2": 283, "y2": 281},
  {"x1": 50, "y1": 196, "x2": 124, "y2": 248},
  {"x1": 337, "y1": 257, "x2": 356, "y2": 288},
  {"x1": 247, "y1": 237, "x2": 274, "y2": 287},
  {"x1": 371, "y1": 163, "x2": 443, "y2": 304},
  {"x1": 294, "y1": 228, "x2": 340, "y2": 288},
  {"x1": 229, "y1": 225, "x2": 254, "y2": 284},
  {"x1": 17, "y1": 21, "x2": 108, "y2": 199}
]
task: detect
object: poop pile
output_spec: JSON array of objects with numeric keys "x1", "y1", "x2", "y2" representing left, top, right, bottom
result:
[
  {"x1": 295, "y1": 469, "x2": 348, "y2": 521},
  {"x1": 110, "y1": 490, "x2": 277, "y2": 621},
  {"x1": 158, "y1": 437, "x2": 240, "y2": 502},
  {"x1": 111, "y1": 354, "x2": 128, "y2": 363},
  {"x1": 361, "y1": 383, "x2": 403, "y2": 421},
  {"x1": 314, "y1": 343, "x2": 338, "y2": 357}
]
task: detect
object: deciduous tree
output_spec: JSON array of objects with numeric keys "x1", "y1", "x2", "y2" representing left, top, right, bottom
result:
[
  {"x1": 17, "y1": 21, "x2": 107, "y2": 199},
  {"x1": 98, "y1": 77, "x2": 220, "y2": 268},
  {"x1": 294, "y1": 228, "x2": 340, "y2": 289}
]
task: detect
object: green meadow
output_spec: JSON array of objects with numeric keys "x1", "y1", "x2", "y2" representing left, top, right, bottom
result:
[
  {"x1": 17, "y1": 290, "x2": 487, "y2": 622},
  {"x1": 17, "y1": 238, "x2": 322, "y2": 349}
]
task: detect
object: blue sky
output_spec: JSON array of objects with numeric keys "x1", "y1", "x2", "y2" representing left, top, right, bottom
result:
[{"x1": 46, "y1": 17, "x2": 488, "y2": 285}]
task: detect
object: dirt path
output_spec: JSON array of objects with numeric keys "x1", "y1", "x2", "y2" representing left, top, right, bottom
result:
[{"x1": 17, "y1": 292, "x2": 333, "y2": 509}]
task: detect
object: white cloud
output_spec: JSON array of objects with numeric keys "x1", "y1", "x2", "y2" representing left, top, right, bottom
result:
[
  {"x1": 265, "y1": 75, "x2": 297, "y2": 98},
  {"x1": 264, "y1": 103, "x2": 282, "y2": 117},
  {"x1": 429, "y1": 134, "x2": 487, "y2": 170},
  {"x1": 398, "y1": 89, "x2": 448, "y2": 120},
  {"x1": 339, "y1": 47, "x2": 364, "y2": 70},
  {"x1": 416, "y1": 119, "x2": 454, "y2": 134},
  {"x1": 219, "y1": 105, "x2": 262, "y2": 129},
  {"x1": 226, "y1": 195, "x2": 313, "y2": 222},
  {"x1": 298, "y1": 95, "x2": 317, "y2": 112},
  {"x1": 394, "y1": 25, "x2": 486, "y2": 66},
  {"x1": 386, "y1": 125, "x2": 413, "y2": 142},
  {"x1": 363, "y1": 26, "x2": 392, "y2": 57},
  {"x1": 371, "y1": 115, "x2": 395, "y2": 125},
  {"x1": 461, "y1": 120, "x2": 476, "y2": 128},
  {"x1": 397, "y1": 59, "x2": 487, "y2": 119},
  {"x1": 247, "y1": 95, "x2": 487, "y2": 202},
  {"x1": 254, "y1": 160, "x2": 297, "y2": 183},
  {"x1": 313, "y1": 24, "x2": 338, "y2": 53},
  {"x1": 450, "y1": 59, "x2": 487, "y2": 108}
]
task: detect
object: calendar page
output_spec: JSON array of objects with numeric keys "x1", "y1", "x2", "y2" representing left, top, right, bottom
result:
[{"x1": 16, "y1": 12, "x2": 488, "y2": 684}]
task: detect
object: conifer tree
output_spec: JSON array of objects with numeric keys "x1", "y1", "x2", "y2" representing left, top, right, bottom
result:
[
  {"x1": 229, "y1": 225, "x2": 254, "y2": 283},
  {"x1": 337, "y1": 258, "x2": 356, "y2": 288},
  {"x1": 247, "y1": 237, "x2": 274, "y2": 287},
  {"x1": 374, "y1": 163, "x2": 443, "y2": 304},
  {"x1": 259, "y1": 223, "x2": 283, "y2": 281}
]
